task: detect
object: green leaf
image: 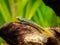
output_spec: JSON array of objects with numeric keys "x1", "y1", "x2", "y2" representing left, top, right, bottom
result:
[
  {"x1": 0, "y1": 0, "x2": 11, "y2": 22},
  {"x1": 25, "y1": 0, "x2": 42, "y2": 20}
]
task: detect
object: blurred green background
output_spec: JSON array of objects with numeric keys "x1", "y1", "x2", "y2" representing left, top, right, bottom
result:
[{"x1": 0, "y1": 0, "x2": 60, "y2": 44}]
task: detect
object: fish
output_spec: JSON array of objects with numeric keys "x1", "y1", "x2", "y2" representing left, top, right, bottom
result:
[{"x1": 0, "y1": 18, "x2": 60, "y2": 45}]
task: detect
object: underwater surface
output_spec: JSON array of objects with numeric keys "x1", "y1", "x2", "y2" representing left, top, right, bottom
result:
[{"x1": 0, "y1": 0, "x2": 60, "y2": 45}]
